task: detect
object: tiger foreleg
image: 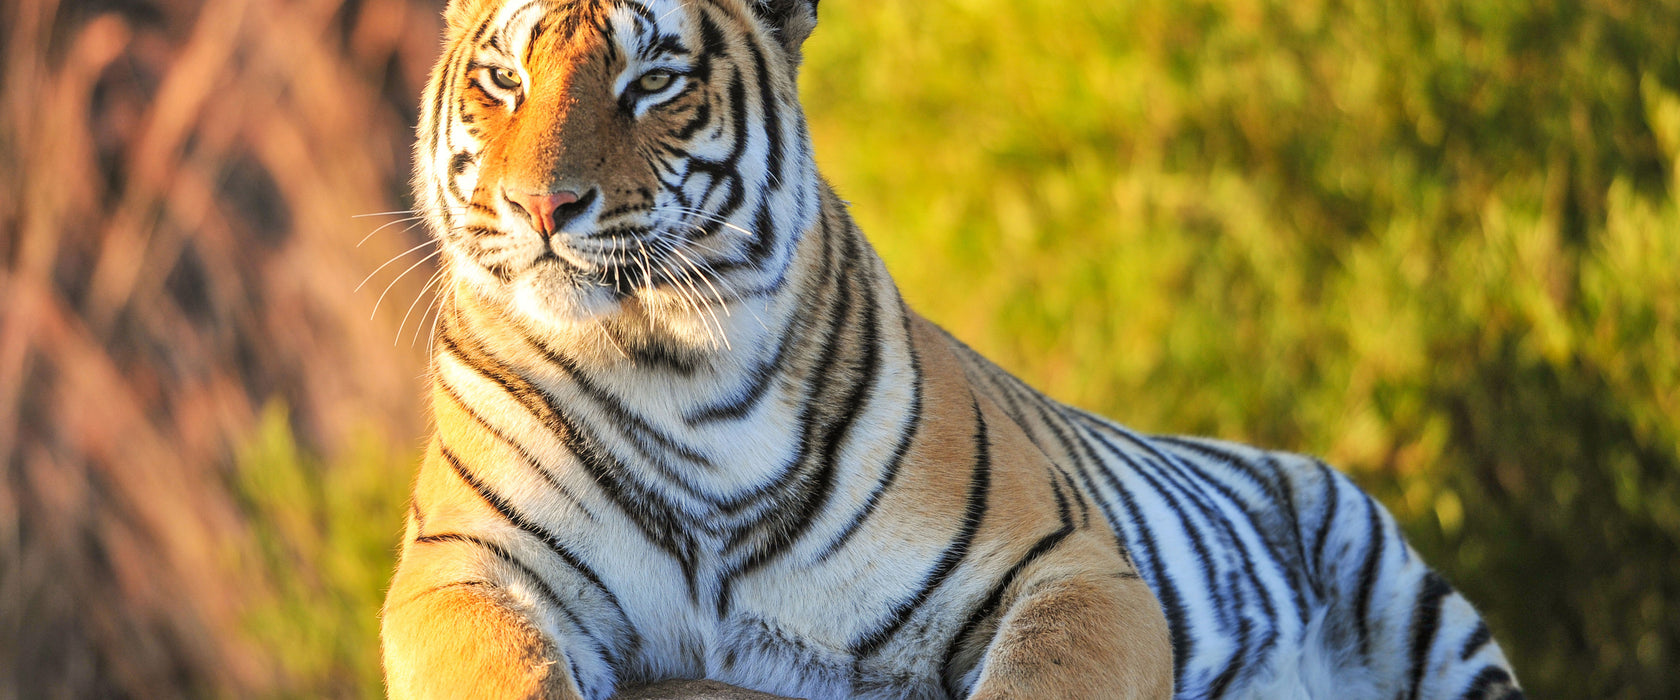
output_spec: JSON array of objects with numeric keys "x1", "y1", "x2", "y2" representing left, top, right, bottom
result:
[
  {"x1": 962, "y1": 537, "x2": 1174, "y2": 699},
  {"x1": 381, "y1": 516, "x2": 614, "y2": 700},
  {"x1": 382, "y1": 576, "x2": 585, "y2": 700}
]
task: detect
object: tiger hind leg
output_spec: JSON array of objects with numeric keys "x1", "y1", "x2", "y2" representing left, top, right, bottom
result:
[
  {"x1": 1307, "y1": 473, "x2": 1522, "y2": 700},
  {"x1": 959, "y1": 532, "x2": 1174, "y2": 700}
]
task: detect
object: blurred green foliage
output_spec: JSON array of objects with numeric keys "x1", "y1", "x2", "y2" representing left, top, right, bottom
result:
[
  {"x1": 236, "y1": 405, "x2": 409, "y2": 699},
  {"x1": 234, "y1": 0, "x2": 1679, "y2": 697}
]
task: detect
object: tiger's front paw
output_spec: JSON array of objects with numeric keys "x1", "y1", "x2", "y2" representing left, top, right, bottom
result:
[{"x1": 383, "y1": 581, "x2": 587, "y2": 700}]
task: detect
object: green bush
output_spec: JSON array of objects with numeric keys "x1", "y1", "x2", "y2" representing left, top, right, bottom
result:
[{"x1": 236, "y1": 405, "x2": 410, "y2": 699}]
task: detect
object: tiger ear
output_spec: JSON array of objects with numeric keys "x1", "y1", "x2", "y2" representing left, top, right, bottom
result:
[
  {"x1": 751, "y1": 0, "x2": 819, "y2": 67},
  {"x1": 443, "y1": 0, "x2": 492, "y2": 36}
]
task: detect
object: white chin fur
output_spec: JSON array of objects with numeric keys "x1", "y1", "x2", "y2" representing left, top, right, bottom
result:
[
  {"x1": 510, "y1": 267, "x2": 621, "y2": 325},
  {"x1": 453, "y1": 254, "x2": 735, "y2": 354}
]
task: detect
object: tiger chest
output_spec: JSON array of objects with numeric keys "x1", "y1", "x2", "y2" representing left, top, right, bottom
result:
[{"x1": 570, "y1": 523, "x2": 959, "y2": 698}]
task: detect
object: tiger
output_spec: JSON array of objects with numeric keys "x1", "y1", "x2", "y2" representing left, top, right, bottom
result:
[{"x1": 379, "y1": 1, "x2": 1525, "y2": 698}]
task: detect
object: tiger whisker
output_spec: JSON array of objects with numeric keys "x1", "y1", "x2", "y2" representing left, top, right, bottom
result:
[
  {"x1": 398, "y1": 265, "x2": 447, "y2": 347},
  {"x1": 678, "y1": 242, "x2": 766, "y2": 338},
  {"x1": 651, "y1": 236, "x2": 730, "y2": 350},
  {"x1": 661, "y1": 258, "x2": 715, "y2": 348},
  {"x1": 352, "y1": 205, "x2": 466, "y2": 219},
  {"x1": 644, "y1": 235, "x2": 711, "y2": 346},
  {"x1": 412, "y1": 292, "x2": 439, "y2": 349},
  {"x1": 636, "y1": 239, "x2": 660, "y2": 333},
  {"x1": 612, "y1": 249, "x2": 623, "y2": 294},
  {"x1": 357, "y1": 215, "x2": 427, "y2": 248},
  {"x1": 650, "y1": 205, "x2": 760, "y2": 240},
  {"x1": 654, "y1": 224, "x2": 769, "y2": 332},
  {"x1": 592, "y1": 316, "x2": 631, "y2": 361},
  {"x1": 426, "y1": 284, "x2": 454, "y2": 357},
  {"x1": 371, "y1": 248, "x2": 444, "y2": 321},
  {"x1": 665, "y1": 243, "x2": 732, "y2": 319},
  {"x1": 357, "y1": 238, "x2": 438, "y2": 292}
]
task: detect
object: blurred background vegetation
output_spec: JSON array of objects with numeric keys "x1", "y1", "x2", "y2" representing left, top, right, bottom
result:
[{"x1": 2, "y1": 0, "x2": 1675, "y2": 697}]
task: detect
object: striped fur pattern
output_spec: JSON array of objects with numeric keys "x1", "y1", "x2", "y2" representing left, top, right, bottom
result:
[{"x1": 380, "y1": 1, "x2": 1522, "y2": 698}]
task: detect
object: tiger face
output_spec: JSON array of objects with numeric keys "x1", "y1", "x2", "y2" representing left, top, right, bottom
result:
[{"x1": 416, "y1": 0, "x2": 820, "y2": 339}]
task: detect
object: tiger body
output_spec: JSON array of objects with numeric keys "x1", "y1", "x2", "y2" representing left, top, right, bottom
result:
[{"x1": 381, "y1": 1, "x2": 1521, "y2": 699}]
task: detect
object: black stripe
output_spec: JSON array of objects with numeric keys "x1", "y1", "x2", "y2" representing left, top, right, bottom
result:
[
  {"x1": 685, "y1": 326, "x2": 797, "y2": 425},
  {"x1": 429, "y1": 41, "x2": 470, "y2": 225},
  {"x1": 1052, "y1": 460, "x2": 1092, "y2": 528},
  {"x1": 813, "y1": 298, "x2": 924, "y2": 561},
  {"x1": 849, "y1": 399, "x2": 993, "y2": 659},
  {"x1": 435, "y1": 379, "x2": 601, "y2": 522},
  {"x1": 674, "y1": 90, "x2": 713, "y2": 141},
  {"x1": 937, "y1": 468, "x2": 1080, "y2": 695},
  {"x1": 1459, "y1": 666, "x2": 1520, "y2": 700},
  {"x1": 751, "y1": 199, "x2": 778, "y2": 265},
  {"x1": 1157, "y1": 438, "x2": 1316, "y2": 614},
  {"x1": 1310, "y1": 460, "x2": 1341, "y2": 586},
  {"x1": 411, "y1": 532, "x2": 620, "y2": 666},
  {"x1": 619, "y1": 0, "x2": 658, "y2": 27},
  {"x1": 1406, "y1": 572, "x2": 1455, "y2": 700},
  {"x1": 1353, "y1": 492, "x2": 1387, "y2": 658},
  {"x1": 449, "y1": 150, "x2": 474, "y2": 176},
  {"x1": 747, "y1": 32, "x2": 784, "y2": 191},
  {"x1": 710, "y1": 213, "x2": 848, "y2": 526},
  {"x1": 409, "y1": 499, "x2": 427, "y2": 531},
  {"x1": 515, "y1": 327, "x2": 715, "y2": 470},
  {"x1": 442, "y1": 319, "x2": 707, "y2": 501},
  {"x1": 433, "y1": 449, "x2": 639, "y2": 651},
  {"x1": 719, "y1": 233, "x2": 879, "y2": 608},
  {"x1": 1143, "y1": 458, "x2": 1284, "y2": 674},
  {"x1": 1459, "y1": 621, "x2": 1493, "y2": 662},
  {"x1": 1096, "y1": 447, "x2": 1192, "y2": 687},
  {"x1": 712, "y1": 220, "x2": 861, "y2": 613},
  {"x1": 438, "y1": 325, "x2": 703, "y2": 589},
  {"x1": 437, "y1": 328, "x2": 556, "y2": 427},
  {"x1": 939, "y1": 524, "x2": 1074, "y2": 699},
  {"x1": 991, "y1": 375, "x2": 1092, "y2": 530},
  {"x1": 1076, "y1": 423, "x2": 1211, "y2": 686},
  {"x1": 1079, "y1": 423, "x2": 1235, "y2": 629},
  {"x1": 685, "y1": 13, "x2": 752, "y2": 223},
  {"x1": 1143, "y1": 438, "x2": 1297, "y2": 641},
  {"x1": 1205, "y1": 584, "x2": 1253, "y2": 698},
  {"x1": 962, "y1": 362, "x2": 1159, "y2": 610},
  {"x1": 1094, "y1": 423, "x2": 1287, "y2": 639},
  {"x1": 1267, "y1": 457, "x2": 1320, "y2": 602}
]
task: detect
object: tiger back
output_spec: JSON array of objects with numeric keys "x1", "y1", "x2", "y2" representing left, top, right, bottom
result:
[{"x1": 381, "y1": 1, "x2": 1521, "y2": 699}]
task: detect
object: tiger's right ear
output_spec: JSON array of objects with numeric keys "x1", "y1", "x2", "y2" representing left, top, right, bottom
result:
[
  {"x1": 443, "y1": 0, "x2": 492, "y2": 36},
  {"x1": 751, "y1": 0, "x2": 820, "y2": 68}
]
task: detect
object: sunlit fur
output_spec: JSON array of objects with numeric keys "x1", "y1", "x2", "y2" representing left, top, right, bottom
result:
[{"x1": 381, "y1": 1, "x2": 1522, "y2": 699}]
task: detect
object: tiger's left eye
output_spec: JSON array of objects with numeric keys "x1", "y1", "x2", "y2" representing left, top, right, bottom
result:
[
  {"x1": 488, "y1": 67, "x2": 522, "y2": 91},
  {"x1": 635, "y1": 70, "x2": 674, "y2": 93}
]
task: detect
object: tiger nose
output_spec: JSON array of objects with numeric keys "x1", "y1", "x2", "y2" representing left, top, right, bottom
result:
[{"x1": 505, "y1": 188, "x2": 592, "y2": 235}]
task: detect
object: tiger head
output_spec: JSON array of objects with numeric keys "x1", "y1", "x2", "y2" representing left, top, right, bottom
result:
[{"x1": 416, "y1": 0, "x2": 823, "y2": 344}]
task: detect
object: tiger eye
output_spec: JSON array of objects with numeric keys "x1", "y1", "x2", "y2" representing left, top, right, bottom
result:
[
  {"x1": 488, "y1": 67, "x2": 521, "y2": 91},
  {"x1": 636, "y1": 71, "x2": 673, "y2": 93}
]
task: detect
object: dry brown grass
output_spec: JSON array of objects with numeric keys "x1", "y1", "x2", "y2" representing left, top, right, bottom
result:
[{"x1": 0, "y1": 0, "x2": 442, "y2": 695}]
